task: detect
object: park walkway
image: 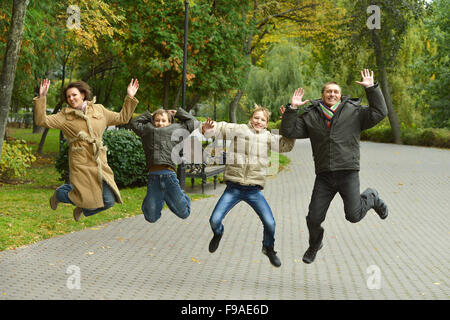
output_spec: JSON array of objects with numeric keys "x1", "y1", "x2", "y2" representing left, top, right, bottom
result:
[{"x1": 0, "y1": 140, "x2": 448, "y2": 300}]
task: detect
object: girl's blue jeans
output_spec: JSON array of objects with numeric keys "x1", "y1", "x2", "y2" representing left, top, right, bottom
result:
[{"x1": 209, "y1": 181, "x2": 276, "y2": 248}]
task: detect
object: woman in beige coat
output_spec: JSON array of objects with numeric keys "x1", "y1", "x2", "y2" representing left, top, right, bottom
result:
[
  {"x1": 201, "y1": 106, "x2": 295, "y2": 267},
  {"x1": 34, "y1": 79, "x2": 139, "y2": 221}
]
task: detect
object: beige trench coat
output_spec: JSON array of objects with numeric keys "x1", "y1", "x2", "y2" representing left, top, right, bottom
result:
[{"x1": 33, "y1": 95, "x2": 139, "y2": 209}]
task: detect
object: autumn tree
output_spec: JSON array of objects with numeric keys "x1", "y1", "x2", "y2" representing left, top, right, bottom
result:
[
  {"x1": 228, "y1": 0, "x2": 346, "y2": 122},
  {"x1": 0, "y1": 0, "x2": 28, "y2": 161},
  {"x1": 343, "y1": 0, "x2": 426, "y2": 144},
  {"x1": 117, "y1": 0, "x2": 250, "y2": 113},
  {"x1": 413, "y1": 0, "x2": 449, "y2": 128}
]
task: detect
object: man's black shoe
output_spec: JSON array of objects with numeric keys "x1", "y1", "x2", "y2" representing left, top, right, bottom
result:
[
  {"x1": 302, "y1": 243, "x2": 323, "y2": 264},
  {"x1": 373, "y1": 190, "x2": 389, "y2": 220},
  {"x1": 208, "y1": 233, "x2": 223, "y2": 253},
  {"x1": 262, "y1": 246, "x2": 281, "y2": 267}
]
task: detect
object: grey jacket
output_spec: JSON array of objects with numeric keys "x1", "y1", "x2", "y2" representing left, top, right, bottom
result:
[
  {"x1": 280, "y1": 84, "x2": 387, "y2": 174},
  {"x1": 130, "y1": 108, "x2": 199, "y2": 171}
]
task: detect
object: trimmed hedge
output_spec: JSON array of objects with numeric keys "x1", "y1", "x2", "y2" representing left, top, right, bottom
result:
[
  {"x1": 361, "y1": 126, "x2": 450, "y2": 148},
  {"x1": 56, "y1": 129, "x2": 148, "y2": 188}
]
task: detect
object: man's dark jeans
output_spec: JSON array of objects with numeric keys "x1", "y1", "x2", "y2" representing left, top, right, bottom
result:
[{"x1": 306, "y1": 170, "x2": 379, "y2": 248}]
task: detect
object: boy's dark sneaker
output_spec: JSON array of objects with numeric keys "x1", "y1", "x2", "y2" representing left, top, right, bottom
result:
[
  {"x1": 50, "y1": 191, "x2": 58, "y2": 210},
  {"x1": 302, "y1": 243, "x2": 323, "y2": 264},
  {"x1": 373, "y1": 190, "x2": 389, "y2": 220},
  {"x1": 262, "y1": 246, "x2": 281, "y2": 267},
  {"x1": 208, "y1": 233, "x2": 223, "y2": 253},
  {"x1": 73, "y1": 207, "x2": 83, "y2": 222}
]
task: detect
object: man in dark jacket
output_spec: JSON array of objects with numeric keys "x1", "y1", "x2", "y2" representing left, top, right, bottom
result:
[{"x1": 280, "y1": 69, "x2": 389, "y2": 264}]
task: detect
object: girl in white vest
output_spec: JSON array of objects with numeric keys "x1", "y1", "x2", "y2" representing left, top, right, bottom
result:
[{"x1": 201, "y1": 106, "x2": 295, "y2": 267}]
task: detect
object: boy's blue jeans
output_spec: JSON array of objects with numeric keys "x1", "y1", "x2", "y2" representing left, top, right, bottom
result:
[
  {"x1": 55, "y1": 180, "x2": 116, "y2": 216},
  {"x1": 209, "y1": 181, "x2": 276, "y2": 248},
  {"x1": 142, "y1": 170, "x2": 191, "y2": 223}
]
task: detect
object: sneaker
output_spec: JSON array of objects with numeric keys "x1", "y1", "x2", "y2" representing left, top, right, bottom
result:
[
  {"x1": 208, "y1": 233, "x2": 223, "y2": 253},
  {"x1": 73, "y1": 207, "x2": 83, "y2": 222},
  {"x1": 302, "y1": 243, "x2": 323, "y2": 264},
  {"x1": 49, "y1": 191, "x2": 58, "y2": 210},
  {"x1": 262, "y1": 246, "x2": 281, "y2": 267},
  {"x1": 373, "y1": 190, "x2": 388, "y2": 220}
]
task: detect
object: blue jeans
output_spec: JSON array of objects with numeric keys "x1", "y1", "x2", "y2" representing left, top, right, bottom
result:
[
  {"x1": 142, "y1": 170, "x2": 191, "y2": 223},
  {"x1": 209, "y1": 181, "x2": 276, "y2": 248},
  {"x1": 55, "y1": 180, "x2": 116, "y2": 217}
]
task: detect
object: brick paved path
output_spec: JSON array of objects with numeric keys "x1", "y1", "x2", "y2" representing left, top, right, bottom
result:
[{"x1": 0, "y1": 141, "x2": 448, "y2": 300}]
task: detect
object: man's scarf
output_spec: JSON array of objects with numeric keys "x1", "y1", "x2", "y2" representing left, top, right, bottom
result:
[{"x1": 319, "y1": 101, "x2": 340, "y2": 128}]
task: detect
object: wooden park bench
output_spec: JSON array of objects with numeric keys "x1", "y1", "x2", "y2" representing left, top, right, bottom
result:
[{"x1": 181, "y1": 135, "x2": 226, "y2": 194}]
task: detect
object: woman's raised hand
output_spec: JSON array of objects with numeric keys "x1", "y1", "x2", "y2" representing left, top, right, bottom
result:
[
  {"x1": 290, "y1": 88, "x2": 309, "y2": 109},
  {"x1": 127, "y1": 79, "x2": 139, "y2": 98},
  {"x1": 39, "y1": 79, "x2": 50, "y2": 97}
]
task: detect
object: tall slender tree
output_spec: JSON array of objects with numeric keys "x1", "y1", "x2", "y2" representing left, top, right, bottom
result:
[{"x1": 0, "y1": 0, "x2": 28, "y2": 160}]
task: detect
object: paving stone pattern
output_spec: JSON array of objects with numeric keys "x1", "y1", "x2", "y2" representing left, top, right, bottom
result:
[{"x1": 0, "y1": 141, "x2": 448, "y2": 300}]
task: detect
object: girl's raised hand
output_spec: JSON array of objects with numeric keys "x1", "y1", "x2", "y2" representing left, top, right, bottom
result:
[{"x1": 202, "y1": 117, "x2": 215, "y2": 134}]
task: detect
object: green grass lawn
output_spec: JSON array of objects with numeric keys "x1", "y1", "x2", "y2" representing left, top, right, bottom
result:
[
  {"x1": 0, "y1": 127, "x2": 290, "y2": 251},
  {"x1": 0, "y1": 128, "x2": 212, "y2": 251},
  {"x1": 6, "y1": 127, "x2": 61, "y2": 154}
]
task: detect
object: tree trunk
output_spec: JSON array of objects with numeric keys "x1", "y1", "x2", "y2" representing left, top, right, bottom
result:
[
  {"x1": 0, "y1": 0, "x2": 28, "y2": 160},
  {"x1": 372, "y1": 29, "x2": 402, "y2": 144},
  {"x1": 228, "y1": 89, "x2": 243, "y2": 123},
  {"x1": 172, "y1": 84, "x2": 182, "y2": 109},
  {"x1": 186, "y1": 94, "x2": 200, "y2": 113}
]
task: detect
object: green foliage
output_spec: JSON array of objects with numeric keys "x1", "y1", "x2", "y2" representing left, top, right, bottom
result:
[
  {"x1": 55, "y1": 141, "x2": 69, "y2": 182},
  {"x1": 267, "y1": 120, "x2": 281, "y2": 131},
  {"x1": 0, "y1": 140, "x2": 36, "y2": 180},
  {"x1": 56, "y1": 129, "x2": 148, "y2": 187},
  {"x1": 412, "y1": 0, "x2": 450, "y2": 128},
  {"x1": 119, "y1": 0, "x2": 250, "y2": 111},
  {"x1": 246, "y1": 42, "x2": 327, "y2": 121},
  {"x1": 361, "y1": 126, "x2": 450, "y2": 148},
  {"x1": 103, "y1": 129, "x2": 147, "y2": 187}
]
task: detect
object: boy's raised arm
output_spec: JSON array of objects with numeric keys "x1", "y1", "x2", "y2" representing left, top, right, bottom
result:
[
  {"x1": 174, "y1": 107, "x2": 200, "y2": 133},
  {"x1": 130, "y1": 111, "x2": 154, "y2": 137}
]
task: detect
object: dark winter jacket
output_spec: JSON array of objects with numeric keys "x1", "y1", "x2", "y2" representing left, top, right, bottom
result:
[
  {"x1": 130, "y1": 108, "x2": 199, "y2": 171},
  {"x1": 280, "y1": 84, "x2": 387, "y2": 174}
]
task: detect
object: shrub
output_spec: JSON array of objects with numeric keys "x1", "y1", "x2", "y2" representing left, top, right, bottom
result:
[
  {"x1": 0, "y1": 140, "x2": 36, "y2": 180},
  {"x1": 56, "y1": 129, "x2": 148, "y2": 188},
  {"x1": 361, "y1": 126, "x2": 450, "y2": 148},
  {"x1": 267, "y1": 120, "x2": 281, "y2": 131}
]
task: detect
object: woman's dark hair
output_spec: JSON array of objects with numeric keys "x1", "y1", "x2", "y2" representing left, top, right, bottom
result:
[{"x1": 63, "y1": 81, "x2": 92, "y2": 103}]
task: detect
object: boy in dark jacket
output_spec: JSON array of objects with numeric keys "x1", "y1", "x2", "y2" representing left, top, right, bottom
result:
[
  {"x1": 130, "y1": 108, "x2": 199, "y2": 223},
  {"x1": 280, "y1": 69, "x2": 389, "y2": 264}
]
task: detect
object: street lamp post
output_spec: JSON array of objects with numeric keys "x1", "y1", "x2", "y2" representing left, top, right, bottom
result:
[{"x1": 178, "y1": 0, "x2": 189, "y2": 190}]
